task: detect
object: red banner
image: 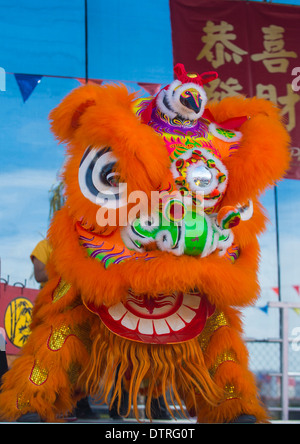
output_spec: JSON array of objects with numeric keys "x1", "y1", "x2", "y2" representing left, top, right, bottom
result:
[
  {"x1": 170, "y1": 0, "x2": 300, "y2": 179},
  {"x1": 0, "y1": 283, "x2": 39, "y2": 355}
]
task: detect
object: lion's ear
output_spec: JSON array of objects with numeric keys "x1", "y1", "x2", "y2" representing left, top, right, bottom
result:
[{"x1": 49, "y1": 85, "x2": 98, "y2": 143}]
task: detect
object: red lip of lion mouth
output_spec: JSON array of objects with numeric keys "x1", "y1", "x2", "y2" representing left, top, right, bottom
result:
[{"x1": 86, "y1": 290, "x2": 215, "y2": 344}]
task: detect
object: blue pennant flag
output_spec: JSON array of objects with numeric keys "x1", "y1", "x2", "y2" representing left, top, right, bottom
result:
[
  {"x1": 259, "y1": 304, "x2": 269, "y2": 314},
  {"x1": 14, "y1": 74, "x2": 43, "y2": 102}
]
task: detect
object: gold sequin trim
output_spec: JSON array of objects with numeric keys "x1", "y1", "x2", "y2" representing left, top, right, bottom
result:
[
  {"x1": 48, "y1": 324, "x2": 72, "y2": 351},
  {"x1": 16, "y1": 393, "x2": 30, "y2": 411},
  {"x1": 198, "y1": 310, "x2": 229, "y2": 351},
  {"x1": 209, "y1": 350, "x2": 238, "y2": 377},
  {"x1": 52, "y1": 279, "x2": 71, "y2": 303},
  {"x1": 29, "y1": 361, "x2": 48, "y2": 386},
  {"x1": 47, "y1": 322, "x2": 91, "y2": 353},
  {"x1": 224, "y1": 383, "x2": 241, "y2": 400},
  {"x1": 72, "y1": 322, "x2": 92, "y2": 352}
]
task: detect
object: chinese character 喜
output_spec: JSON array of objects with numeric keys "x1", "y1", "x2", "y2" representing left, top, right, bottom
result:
[{"x1": 251, "y1": 25, "x2": 297, "y2": 73}]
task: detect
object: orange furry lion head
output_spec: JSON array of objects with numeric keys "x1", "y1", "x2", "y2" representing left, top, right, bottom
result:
[{"x1": 48, "y1": 74, "x2": 290, "y2": 346}]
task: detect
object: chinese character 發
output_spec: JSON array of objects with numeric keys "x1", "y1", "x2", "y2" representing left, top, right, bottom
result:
[
  {"x1": 204, "y1": 77, "x2": 244, "y2": 102},
  {"x1": 251, "y1": 25, "x2": 297, "y2": 73},
  {"x1": 196, "y1": 21, "x2": 248, "y2": 68}
]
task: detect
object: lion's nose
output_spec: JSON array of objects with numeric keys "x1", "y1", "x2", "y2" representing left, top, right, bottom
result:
[{"x1": 179, "y1": 88, "x2": 202, "y2": 113}]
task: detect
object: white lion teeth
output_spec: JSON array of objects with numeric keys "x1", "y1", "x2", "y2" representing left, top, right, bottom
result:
[
  {"x1": 121, "y1": 311, "x2": 139, "y2": 330},
  {"x1": 177, "y1": 305, "x2": 196, "y2": 323},
  {"x1": 108, "y1": 302, "x2": 127, "y2": 320},
  {"x1": 182, "y1": 294, "x2": 201, "y2": 309},
  {"x1": 165, "y1": 314, "x2": 185, "y2": 331},
  {"x1": 153, "y1": 318, "x2": 170, "y2": 335},
  {"x1": 107, "y1": 292, "x2": 201, "y2": 335},
  {"x1": 138, "y1": 318, "x2": 154, "y2": 335}
]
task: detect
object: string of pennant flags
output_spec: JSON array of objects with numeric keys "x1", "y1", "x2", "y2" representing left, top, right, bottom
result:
[
  {"x1": 258, "y1": 285, "x2": 300, "y2": 315},
  {"x1": 8, "y1": 72, "x2": 163, "y2": 102}
]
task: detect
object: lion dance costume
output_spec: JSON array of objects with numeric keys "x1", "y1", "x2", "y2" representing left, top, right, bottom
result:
[{"x1": 0, "y1": 64, "x2": 290, "y2": 423}]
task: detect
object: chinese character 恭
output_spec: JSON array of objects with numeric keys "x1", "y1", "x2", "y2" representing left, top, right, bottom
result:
[
  {"x1": 196, "y1": 21, "x2": 248, "y2": 68},
  {"x1": 256, "y1": 83, "x2": 300, "y2": 131},
  {"x1": 251, "y1": 25, "x2": 297, "y2": 73},
  {"x1": 204, "y1": 77, "x2": 244, "y2": 102}
]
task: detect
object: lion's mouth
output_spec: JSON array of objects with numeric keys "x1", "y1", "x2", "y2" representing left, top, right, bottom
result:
[{"x1": 87, "y1": 290, "x2": 215, "y2": 344}]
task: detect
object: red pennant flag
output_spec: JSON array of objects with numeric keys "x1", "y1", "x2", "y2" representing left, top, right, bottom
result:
[
  {"x1": 88, "y1": 79, "x2": 103, "y2": 86},
  {"x1": 293, "y1": 285, "x2": 300, "y2": 296},
  {"x1": 76, "y1": 78, "x2": 103, "y2": 86},
  {"x1": 137, "y1": 82, "x2": 162, "y2": 96},
  {"x1": 272, "y1": 287, "x2": 279, "y2": 296}
]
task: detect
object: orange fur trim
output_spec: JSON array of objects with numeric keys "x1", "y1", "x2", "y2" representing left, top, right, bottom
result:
[
  {"x1": 79, "y1": 323, "x2": 223, "y2": 420},
  {"x1": 0, "y1": 275, "x2": 95, "y2": 422},
  {"x1": 195, "y1": 307, "x2": 269, "y2": 423}
]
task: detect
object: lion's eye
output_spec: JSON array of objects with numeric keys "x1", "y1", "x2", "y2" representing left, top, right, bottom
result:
[
  {"x1": 101, "y1": 163, "x2": 120, "y2": 188},
  {"x1": 78, "y1": 146, "x2": 124, "y2": 208}
]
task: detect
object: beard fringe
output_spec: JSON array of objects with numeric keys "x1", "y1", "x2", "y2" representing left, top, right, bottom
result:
[{"x1": 79, "y1": 323, "x2": 223, "y2": 420}]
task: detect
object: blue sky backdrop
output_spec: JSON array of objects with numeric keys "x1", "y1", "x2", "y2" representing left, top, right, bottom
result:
[{"x1": 0, "y1": 0, "x2": 300, "y2": 340}]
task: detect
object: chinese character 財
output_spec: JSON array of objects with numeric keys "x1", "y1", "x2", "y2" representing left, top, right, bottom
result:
[
  {"x1": 196, "y1": 21, "x2": 248, "y2": 69},
  {"x1": 251, "y1": 25, "x2": 297, "y2": 73},
  {"x1": 256, "y1": 83, "x2": 300, "y2": 131}
]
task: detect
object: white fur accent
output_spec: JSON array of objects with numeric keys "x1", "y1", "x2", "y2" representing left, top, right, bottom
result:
[
  {"x1": 210, "y1": 217, "x2": 234, "y2": 256},
  {"x1": 155, "y1": 228, "x2": 185, "y2": 256},
  {"x1": 170, "y1": 81, "x2": 207, "y2": 120},
  {"x1": 156, "y1": 79, "x2": 208, "y2": 120},
  {"x1": 156, "y1": 89, "x2": 177, "y2": 119},
  {"x1": 237, "y1": 200, "x2": 253, "y2": 221}
]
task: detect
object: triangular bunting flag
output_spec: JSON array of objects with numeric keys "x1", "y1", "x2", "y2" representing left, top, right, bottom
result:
[
  {"x1": 293, "y1": 308, "x2": 300, "y2": 316},
  {"x1": 137, "y1": 82, "x2": 162, "y2": 96},
  {"x1": 293, "y1": 285, "x2": 300, "y2": 296},
  {"x1": 259, "y1": 304, "x2": 269, "y2": 314},
  {"x1": 76, "y1": 78, "x2": 103, "y2": 86},
  {"x1": 272, "y1": 287, "x2": 279, "y2": 296},
  {"x1": 14, "y1": 74, "x2": 43, "y2": 102},
  {"x1": 89, "y1": 79, "x2": 103, "y2": 86}
]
